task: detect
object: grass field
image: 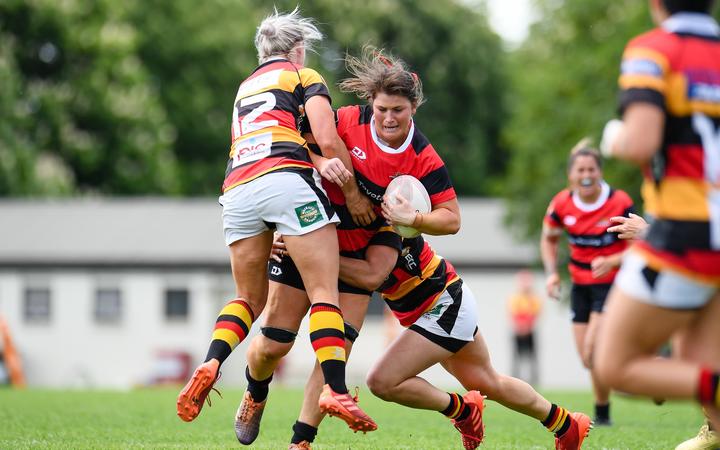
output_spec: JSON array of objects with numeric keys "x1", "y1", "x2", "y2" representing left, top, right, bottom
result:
[{"x1": 0, "y1": 387, "x2": 706, "y2": 449}]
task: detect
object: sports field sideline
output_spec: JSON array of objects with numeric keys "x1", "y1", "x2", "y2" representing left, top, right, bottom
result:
[{"x1": 0, "y1": 388, "x2": 704, "y2": 449}]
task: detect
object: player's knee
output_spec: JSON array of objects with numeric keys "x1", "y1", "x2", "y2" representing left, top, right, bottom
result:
[
  {"x1": 366, "y1": 369, "x2": 394, "y2": 401},
  {"x1": 255, "y1": 327, "x2": 296, "y2": 361},
  {"x1": 593, "y1": 354, "x2": 619, "y2": 388}
]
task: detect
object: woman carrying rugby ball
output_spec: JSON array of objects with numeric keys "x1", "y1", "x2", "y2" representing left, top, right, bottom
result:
[{"x1": 241, "y1": 47, "x2": 592, "y2": 450}]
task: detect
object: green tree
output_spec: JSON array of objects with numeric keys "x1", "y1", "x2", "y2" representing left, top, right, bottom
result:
[
  {"x1": 503, "y1": 0, "x2": 660, "y2": 241},
  {"x1": 280, "y1": 0, "x2": 508, "y2": 195},
  {"x1": 0, "y1": 0, "x2": 179, "y2": 196},
  {"x1": 130, "y1": 0, "x2": 508, "y2": 195},
  {"x1": 125, "y1": 0, "x2": 260, "y2": 195}
]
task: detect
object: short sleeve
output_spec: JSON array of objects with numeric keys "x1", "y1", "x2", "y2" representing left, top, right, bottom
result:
[
  {"x1": 617, "y1": 37, "x2": 669, "y2": 114},
  {"x1": 298, "y1": 67, "x2": 331, "y2": 104}
]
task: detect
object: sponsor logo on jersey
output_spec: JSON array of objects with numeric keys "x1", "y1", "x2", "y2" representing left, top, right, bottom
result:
[
  {"x1": 357, "y1": 179, "x2": 384, "y2": 202},
  {"x1": 621, "y1": 58, "x2": 663, "y2": 77},
  {"x1": 351, "y1": 146, "x2": 366, "y2": 160},
  {"x1": 563, "y1": 215, "x2": 577, "y2": 226},
  {"x1": 231, "y1": 132, "x2": 272, "y2": 168},
  {"x1": 295, "y1": 201, "x2": 323, "y2": 227},
  {"x1": 596, "y1": 219, "x2": 611, "y2": 228}
]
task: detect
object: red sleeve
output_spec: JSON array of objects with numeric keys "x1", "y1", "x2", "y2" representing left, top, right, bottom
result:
[
  {"x1": 412, "y1": 144, "x2": 456, "y2": 206},
  {"x1": 335, "y1": 105, "x2": 360, "y2": 137},
  {"x1": 544, "y1": 191, "x2": 567, "y2": 229}
]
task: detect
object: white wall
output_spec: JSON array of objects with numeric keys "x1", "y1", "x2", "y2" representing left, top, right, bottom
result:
[{"x1": 0, "y1": 269, "x2": 590, "y2": 390}]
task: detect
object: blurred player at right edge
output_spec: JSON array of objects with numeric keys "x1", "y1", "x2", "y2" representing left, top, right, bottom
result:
[{"x1": 596, "y1": 1, "x2": 720, "y2": 447}]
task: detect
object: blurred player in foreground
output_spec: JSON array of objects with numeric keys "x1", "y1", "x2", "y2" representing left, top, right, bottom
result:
[{"x1": 595, "y1": 0, "x2": 720, "y2": 440}]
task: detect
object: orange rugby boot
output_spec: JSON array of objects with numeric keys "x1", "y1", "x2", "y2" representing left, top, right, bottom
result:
[
  {"x1": 288, "y1": 441, "x2": 312, "y2": 449},
  {"x1": 555, "y1": 412, "x2": 592, "y2": 450},
  {"x1": 452, "y1": 391, "x2": 485, "y2": 450},
  {"x1": 318, "y1": 385, "x2": 377, "y2": 433},
  {"x1": 176, "y1": 359, "x2": 221, "y2": 422}
]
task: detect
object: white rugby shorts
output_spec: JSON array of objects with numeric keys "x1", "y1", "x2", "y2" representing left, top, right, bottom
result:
[
  {"x1": 410, "y1": 280, "x2": 478, "y2": 353},
  {"x1": 615, "y1": 250, "x2": 718, "y2": 310},
  {"x1": 219, "y1": 169, "x2": 339, "y2": 245}
]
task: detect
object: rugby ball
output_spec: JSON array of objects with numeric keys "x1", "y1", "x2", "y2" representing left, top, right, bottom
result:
[{"x1": 385, "y1": 175, "x2": 431, "y2": 238}]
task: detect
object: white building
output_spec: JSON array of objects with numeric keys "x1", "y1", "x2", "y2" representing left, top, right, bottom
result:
[{"x1": 0, "y1": 198, "x2": 589, "y2": 390}]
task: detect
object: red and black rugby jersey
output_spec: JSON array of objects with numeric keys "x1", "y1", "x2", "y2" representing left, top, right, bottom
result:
[
  {"x1": 618, "y1": 14, "x2": 720, "y2": 278},
  {"x1": 544, "y1": 183, "x2": 634, "y2": 285},
  {"x1": 378, "y1": 236, "x2": 461, "y2": 327},
  {"x1": 221, "y1": 59, "x2": 330, "y2": 193},
  {"x1": 314, "y1": 104, "x2": 456, "y2": 257}
]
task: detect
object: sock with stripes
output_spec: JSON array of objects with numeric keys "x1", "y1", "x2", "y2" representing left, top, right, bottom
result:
[
  {"x1": 205, "y1": 298, "x2": 254, "y2": 365},
  {"x1": 542, "y1": 403, "x2": 572, "y2": 437},
  {"x1": 290, "y1": 420, "x2": 318, "y2": 445},
  {"x1": 245, "y1": 366, "x2": 272, "y2": 403},
  {"x1": 309, "y1": 303, "x2": 348, "y2": 394},
  {"x1": 697, "y1": 367, "x2": 720, "y2": 408},
  {"x1": 441, "y1": 392, "x2": 471, "y2": 421}
]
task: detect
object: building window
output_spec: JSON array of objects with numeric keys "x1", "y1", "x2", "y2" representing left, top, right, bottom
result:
[
  {"x1": 24, "y1": 288, "x2": 51, "y2": 323},
  {"x1": 165, "y1": 289, "x2": 189, "y2": 320},
  {"x1": 95, "y1": 288, "x2": 122, "y2": 323}
]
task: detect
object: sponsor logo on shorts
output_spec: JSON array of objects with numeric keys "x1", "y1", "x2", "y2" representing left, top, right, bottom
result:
[
  {"x1": 425, "y1": 303, "x2": 444, "y2": 317},
  {"x1": 270, "y1": 266, "x2": 282, "y2": 276},
  {"x1": 295, "y1": 201, "x2": 323, "y2": 227}
]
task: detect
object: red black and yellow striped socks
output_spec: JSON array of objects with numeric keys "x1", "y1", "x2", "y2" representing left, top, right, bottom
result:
[
  {"x1": 442, "y1": 392, "x2": 471, "y2": 421},
  {"x1": 698, "y1": 367, "x2": 720, "y2": 408},
  {"x1": 205, "y1": 298, "x2": 254, "y2": 365},
  {"x1": 543, "y1": 404, "x2": 572, "y2": 436},
  {"x1": 309, "y1": 303, "x2": 348, "y2": 394}
]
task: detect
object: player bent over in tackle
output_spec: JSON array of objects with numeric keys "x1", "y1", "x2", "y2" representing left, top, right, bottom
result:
[{"x1": 175, "y1": 8, "x2": 375, "y2": 429}]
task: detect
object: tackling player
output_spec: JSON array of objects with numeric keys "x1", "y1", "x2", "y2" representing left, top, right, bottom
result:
[{"x1": 175, "y1": 7, "x2": 376, "y2": 430}]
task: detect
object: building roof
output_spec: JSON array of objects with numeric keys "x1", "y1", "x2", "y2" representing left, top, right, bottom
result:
[{"x1": 0, "y1": 197, "x2": 535, "y2": 269}]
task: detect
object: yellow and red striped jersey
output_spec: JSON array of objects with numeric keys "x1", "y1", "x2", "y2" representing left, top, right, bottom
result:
[
  {"x1": 221, "y1": 59, "x2": 330, "y2": 193},
  {"x1": 379, "y1": 236, "x2": 461, "y2": 327},
  {"x1": 618, "y1": 13, "x2": 720, "y2": 280}
]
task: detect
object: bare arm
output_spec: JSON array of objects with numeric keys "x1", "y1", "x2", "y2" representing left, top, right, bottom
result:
[
  {"x1": 338, "y1": 244, "x2": 399, "y2": 292},
  {"x1": 382, "y1": 197, "x2": 461, "y2": 236},
  {"x1": 604, "y1": 103, "x2": 665, "y2": 165},
  {"x1": 540, "y1": 223, "x2": 562, "y2": 299},
  {"x1": 304, "y1": 96, "x2": 375, "y2": 225}
]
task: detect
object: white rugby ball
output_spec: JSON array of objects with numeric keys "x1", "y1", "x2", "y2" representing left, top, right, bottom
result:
[{"x1": 385, "y1": 175, "x2": 431, "y2": 238}]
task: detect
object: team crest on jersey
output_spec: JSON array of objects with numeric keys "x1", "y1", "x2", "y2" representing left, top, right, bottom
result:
[
  {"x1": 295, "y1": 201, "x2": 322, "y2": 227},
  {"x1": 563, "y1": 215, "x2": 577, "y2": 226},
  {"x1": 351, "y1": 146, "x2": 366, "y2": 160}
]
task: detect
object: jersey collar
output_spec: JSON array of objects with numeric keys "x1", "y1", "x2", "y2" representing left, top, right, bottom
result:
[
  {"x1": 662, "y1": 13, "x2": 720, "y2": 37},
  {"x1": 370, "y1": 115, "x2": 415, "y2": 154},
  {"x1": 572, "y1": 181, "x2": 610, "y2": 212}
]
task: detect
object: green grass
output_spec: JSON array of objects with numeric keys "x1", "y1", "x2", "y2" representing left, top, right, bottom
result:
[{"x1": 0, "y1": 387, "x2": 706, "y2": 449}]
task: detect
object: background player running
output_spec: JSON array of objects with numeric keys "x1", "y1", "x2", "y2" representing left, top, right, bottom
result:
[
  {"x1": 175, "y1": 8, "x2": 376, "y2": 431},
  {"x1": 540, "y1": 140, "x2": 634, "y2": 425}
]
